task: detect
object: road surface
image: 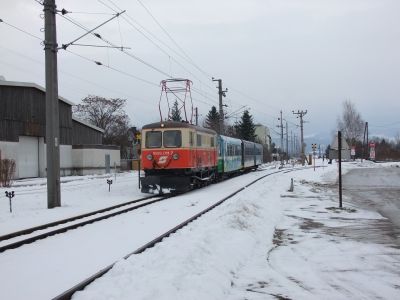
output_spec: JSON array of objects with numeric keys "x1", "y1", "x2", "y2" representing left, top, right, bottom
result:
[{"x1": 343, "y1": 166, "x2": 400, "y2": 246}]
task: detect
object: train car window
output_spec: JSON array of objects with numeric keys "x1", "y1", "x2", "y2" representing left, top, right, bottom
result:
[
  {"x1": 189, "y1": 132, "x2": 194, "y2": 146},
  {"x1": 245, "y1": 144, "x2": 254, "y2": 156},
  {"x1": 197, "y1": 134, "x2": 202, "y2": 146},
  {"x1": 236, "y1": 145, "x2": 241, "y2": 155},
  {"x1": 163, "y1": 130, "x2": 182, "y2": 148},
  {"x1": 145, "y1": 131, "x2": 162, "y2": 148},
  {"x1": 210, "y1": 137, "x2": 215, "y2": 147}
]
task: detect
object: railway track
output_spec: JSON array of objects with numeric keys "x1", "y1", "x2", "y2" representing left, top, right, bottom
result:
[
  {"x1": 0, "y1": 194, "x2": 172, "y2": 253},
  {"x1": 0, "y1": 165, "x2": 310, "y2": 255},
  {"x1": 52, "y1": 167, "x2": 299, "y2": 300}
]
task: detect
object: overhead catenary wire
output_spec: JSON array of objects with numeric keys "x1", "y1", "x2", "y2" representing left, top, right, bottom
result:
[
  {"x1": 0, "y1": 18, "x2": 160, "y2": 91},
  {"x1": 0, "y1": 18, "x2": 42, "y2": 41},
  {"x1": 58, "y1": 13, "x2": 172, "y2": 78},
  {"x1": 0, "y1": 16, "x2": 215, "y2": 109},
  {"x1": 134, "y1": 0, "x2": 213, "y2": 79},
  {"x1": 98, "y1": 0, "x2": 218, "y2": 95},
  {"x1": 60, "y1": 5, "x2": 219, "y2": 108},
  {"x1": 11, "y1": 3, "x2": 280, "y2": 129},
  {"x1": 65, "y1": 49, "x2": 159, "y2": 87},
  {"x1": 60, "y1": 10, "x2": 126, "y2": 50}
]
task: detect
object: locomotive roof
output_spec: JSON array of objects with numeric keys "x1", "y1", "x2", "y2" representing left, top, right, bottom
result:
[{"x1": 142, "y1": 121, "x2": 217, "y2": 135}]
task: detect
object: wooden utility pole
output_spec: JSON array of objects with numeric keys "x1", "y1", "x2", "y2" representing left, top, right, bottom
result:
[
  {"x1": 286, "y1": 121, "x2": 289, "y2": 160},
  {"x1": 212, "y1": 78, "x2": 227, "y2": 134},
  {"x1": 277, "y1": 111, "x2": 284, "y2": 164},
  {"x1": 362, "y1": 121, "x2": 370, "y2": 160},
  {"x1": 338, "y1": 131, "x2": 343, "y2": 208},
  {"x1": 44, "y1": 0, "x2": 61, "y2": 208},
  {"x1": 293, "y1": 110, "x2": 307, "y2": 165}
]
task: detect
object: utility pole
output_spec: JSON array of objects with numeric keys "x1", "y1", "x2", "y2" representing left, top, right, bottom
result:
[
  {"x1": 363, "y1": 121, "x2": 369, "y2": 160},
  {"x1": 338, "y1": 131, "x2": 343, "y2": 208},
  {"x1": 194, "y1": 107, "x2": 198, "y2": 126},
  {"x1": 212, "y1": 78, "x2": 227, "y2": 134},
  {"x1": 292, "y1": 110, "x2": 307, "y2": 166},
  {"x1": 290, "y1": 130, "x2": 293, "y2": 158},
  {"x1": 277, "y1": 110, "x2": 284, "y2": 163},
  {"x1": 286, "y1": 121, "x2": 289, "y2": 160},
  {"x1": 44, "y1": 0, "x2": 61, "y2": 208}
]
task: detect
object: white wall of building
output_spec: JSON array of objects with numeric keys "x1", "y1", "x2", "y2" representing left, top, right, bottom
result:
[
  {"x1": 72, "y1": 148, "x2": 120, "y2": 175},
  {"x1": 1, "y1": 139, "x2": 120, "y2": 179},
  {"x1": 255, "y1": 125, "x2": 271, "y2": 150}
]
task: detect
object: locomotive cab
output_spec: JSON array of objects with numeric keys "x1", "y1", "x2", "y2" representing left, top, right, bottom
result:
[{"x1": 140, "y1": 121, "x2": 217, "y2": 193}]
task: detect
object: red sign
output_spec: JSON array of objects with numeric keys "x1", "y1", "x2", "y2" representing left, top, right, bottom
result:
[{"x1": 369, "y1": 142, "x2": 376, "y2": 160}]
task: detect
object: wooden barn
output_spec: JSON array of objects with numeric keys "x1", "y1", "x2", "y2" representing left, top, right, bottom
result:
[{"x1": 0, "y1": 79, "x2": 120, "y2": 178}]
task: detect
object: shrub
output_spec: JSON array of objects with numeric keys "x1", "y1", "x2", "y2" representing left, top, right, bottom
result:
[{"x1": 0, "y1": 159, "x2": 16, "y2": 187}]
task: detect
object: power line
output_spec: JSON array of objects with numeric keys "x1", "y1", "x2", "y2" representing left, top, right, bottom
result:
[
  {"x1": 0, "y1": 18, "x2": 42, "y2": 41},
  {"x1": 0, "y1": 10, "x2": 212, "y2": 123},
  {"x1": 98, "y1": 0, "x2": 218, "y2": 95},
  {"x1": 60, "y1": 10, "x2": 126, "y2": 50},
  {"x1": 0, "y1": 17, "x2": 161, "y2": 90},
  {"x1": 58, "y1": 13, "x2": 172, "y2": 78},
  {"x1": 4, "y1": 4, "x2": 283, "y2": 130},
  {"x1": 370, "y1": 121, "x2": 400, "y2": 128},
  {"x1": 134, "y1": 0, "x2": 212, "y2": 79},
  {"x1": 98, "y1": 0, "x2": 226, "y2": 109},
  {"x1": 65, "y1": 49, "x2": 159, "y2": 87}
]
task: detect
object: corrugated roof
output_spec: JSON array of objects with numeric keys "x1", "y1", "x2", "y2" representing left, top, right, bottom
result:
[
  {"x1": 72, "y1": 116, "x2": 104, "y2": 133},
  {"x1": 0, "y1": 79, "x2": 104, "y2": 133},
  {"x1": 0, "y1": 80, "x2": 75, "y2": 106}
]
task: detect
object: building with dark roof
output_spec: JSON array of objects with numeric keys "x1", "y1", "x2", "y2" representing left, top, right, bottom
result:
[{"x1": 0, "y1": 79, "x2": 120, "y2": 178}]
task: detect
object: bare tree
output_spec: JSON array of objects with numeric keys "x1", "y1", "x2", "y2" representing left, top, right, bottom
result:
[
  {"x1": 73, "y1": 95, "x2": 131, "y2": 145},
  {"x1": 337, "y1": 100, "x2": 364, "y2": 145},
  {"x1": 395, "y1": 132, "x2": 400, "y2": 147}
]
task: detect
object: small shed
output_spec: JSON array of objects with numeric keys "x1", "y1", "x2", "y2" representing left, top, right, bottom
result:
[{"x1": 329, "y1": 134, "x2": 351, "y2": 160}]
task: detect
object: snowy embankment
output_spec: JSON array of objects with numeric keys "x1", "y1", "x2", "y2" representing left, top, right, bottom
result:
[
  {"x1": 0, "y1": 160, "x2": 399, "y2": 300},
  {"x1": 0, "y1": 172, "x2": 144, "y2": 234},
  {"x1": 71, "y1": 160, "x2": 400, "y2": 300}
]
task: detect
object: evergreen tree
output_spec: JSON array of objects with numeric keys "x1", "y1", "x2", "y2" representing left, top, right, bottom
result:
[
  {"x1": 235, "y1": 110, "x2": 256, "y2": 141},
  {"x1": 205, "y1": 106, "x2": 220, "y2": 131},
  {"x1": 170, "y1": 100, "x2": 182, "y2": 121}
]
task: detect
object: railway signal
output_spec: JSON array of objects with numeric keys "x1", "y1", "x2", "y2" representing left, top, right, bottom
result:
[
  {"x1": 107, "y1": 179, "x2": 113, "y2": 192},
  {"x1": 5, "y1": 191, "x2": 15, "y2": 213},
  {"x1": 312, "y1": 143, "x2": 317, "y2": 171}
]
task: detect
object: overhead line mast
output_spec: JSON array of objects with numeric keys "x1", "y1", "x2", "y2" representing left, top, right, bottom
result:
[
  {"x1": 43, "y1": 0, "x2": 61, "y2": 208},
  {"x1": 212, "y1": 78, "x2": 228, "y2": 134},
  {"x1": 292, "y1": 110, "x2": 307, "y2": 165}
]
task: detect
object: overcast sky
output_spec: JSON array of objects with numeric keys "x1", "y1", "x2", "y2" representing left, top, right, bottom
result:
[{"x1": 1, "y1": 0, "x2": 399, "y2": 145}]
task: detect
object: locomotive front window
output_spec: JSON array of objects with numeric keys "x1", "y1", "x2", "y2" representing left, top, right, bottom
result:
[
  {"x1": 145, "y1": 131, "x2": 162, "y2": 148},
  {"x1": 163, "y1": 130, "x2": 182, "y2": 148}
]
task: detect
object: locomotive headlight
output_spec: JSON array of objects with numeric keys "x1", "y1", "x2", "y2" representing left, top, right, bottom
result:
[
  {"x1": 146, "y1": 154, "x2": 153, "y2": 161},
  {"x1": 172, "y1": 153, "x2": 180, "y2": 160}
]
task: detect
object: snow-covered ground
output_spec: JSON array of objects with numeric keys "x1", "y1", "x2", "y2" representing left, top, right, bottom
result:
[{"x1": 1, "y1": 160, "x2": 399, "y2": 299}]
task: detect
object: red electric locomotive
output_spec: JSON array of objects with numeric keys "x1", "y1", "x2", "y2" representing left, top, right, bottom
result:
[{"x1": 140, "y1": 121, "x2": 218, "y2": 193}]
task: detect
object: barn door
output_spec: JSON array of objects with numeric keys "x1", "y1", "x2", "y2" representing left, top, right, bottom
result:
[{"x1": 18, "y1": 136, "x2": 39, "y2": 178}]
